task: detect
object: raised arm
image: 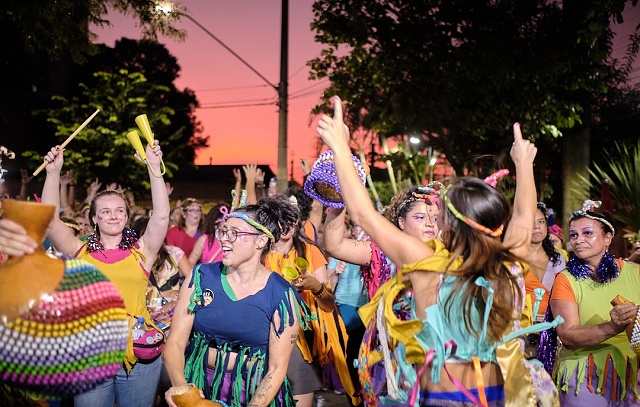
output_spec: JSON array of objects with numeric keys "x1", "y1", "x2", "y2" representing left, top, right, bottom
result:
[
  {"x1": 59, "y1": 170, "x2": 74, "y2": 218},
  {"x1": 40, "y1": 147, "x2": 83, "y2": 255},
  {"x1": 317, "y1": 97, "x2": 431, "y2": 267},
  {"x1": 140, "y1": 141, "x2": 170, "y2": 269},
  {"x1": 503, "y1": 123, "x2": 538, "y2": 258},
  {"x1": 323, "y1": 207, "x2": 373, "y2": 266},
  {"x1": 243, "y1": 164, "x2": 259, "y2": 205},
  {"x1": 188, "y1": 234, "x2": 206, "y2": 268},
  {"x1": 17, "y1": 169, "x2": 33, "y2": 201}
]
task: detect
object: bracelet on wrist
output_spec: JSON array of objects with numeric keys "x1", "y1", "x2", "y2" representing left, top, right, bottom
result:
[
  {"x1": 312, "y1": 284, "x2": 327, "y2": 297},
  {"x1": 256, "y1": 182, "x2": 265, "y2": 188}
]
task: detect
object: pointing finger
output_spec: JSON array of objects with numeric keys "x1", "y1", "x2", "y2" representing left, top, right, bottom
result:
[
  {"x1": 333, "y1": 95, "x2": 343, "y2": 123},
  {"x1": 513, "y1": 122, "x2": 523, "y2": 142}
]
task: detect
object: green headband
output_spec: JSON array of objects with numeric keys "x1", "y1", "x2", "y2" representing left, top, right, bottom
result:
[
  {"x1": 442, "y1": 190, "x2": 504, "y2": 238},
  {"x1": 224, "y1": 212, "x2": 275, "y2": 242}
]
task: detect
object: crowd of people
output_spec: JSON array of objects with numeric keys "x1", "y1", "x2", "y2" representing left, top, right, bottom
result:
[{"x1": 1, "y1": 96, "x2": 640, "y2": 407}]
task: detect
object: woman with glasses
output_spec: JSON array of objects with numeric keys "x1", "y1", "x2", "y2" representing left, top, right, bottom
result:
[
  {"x1": 262, "y1": 195, "x2": 332, "y2": 407},
  {"x1": 39, "y1": 141, "x2": 170, "y2": 407},
  {"x1": 163, "y1": 198, "x2": 308, "y2": 407},
  {"x1": 166, "y1": 198, "x2": 203, "y2": 257},
  {"x1": 188, "y1": 203, "x2": 229, "y2": 267}
]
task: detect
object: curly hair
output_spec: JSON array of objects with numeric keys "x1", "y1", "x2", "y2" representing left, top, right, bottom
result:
[
  {"x1": 382, "y1": 185, "x2": 435, "y2": 228},
  {"x1": 286, "y1": 187, "x2": 312, "y2": 222},
  {"x1": 440, "y1": 177, "x2": 522, "y2": 342},
  {"x1": 231, "y1": 196, "x2": 300, "y2": 259}
]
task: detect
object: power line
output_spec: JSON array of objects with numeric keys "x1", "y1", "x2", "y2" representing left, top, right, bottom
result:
[
  {"x1": 193, "y1": 84, "x2": 271, "y2": 93},
  {"x1": 289, "y1": 79, "x2": 330, "y2": 97},
  {"x1": 197, "y1": 101, "x2": 278, "y2": 109}
]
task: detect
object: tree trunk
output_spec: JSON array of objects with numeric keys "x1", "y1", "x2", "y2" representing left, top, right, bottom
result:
[{"x1": 561, "y1": 126, "x2": 590, "y2": 226}]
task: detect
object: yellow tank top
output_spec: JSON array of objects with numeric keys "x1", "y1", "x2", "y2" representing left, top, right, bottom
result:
[{"x1": 77, "y1": 244, "x2": 154, "y2": 371}]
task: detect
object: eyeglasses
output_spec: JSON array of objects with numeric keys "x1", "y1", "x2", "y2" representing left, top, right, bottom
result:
[{"x1": 215, "y1": 228, "x2": 262, "y2": 242}]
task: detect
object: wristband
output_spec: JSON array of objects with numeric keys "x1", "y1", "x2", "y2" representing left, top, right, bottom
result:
[{"x1": 312, "y1": 284, "x2": 327, "y2": 297}]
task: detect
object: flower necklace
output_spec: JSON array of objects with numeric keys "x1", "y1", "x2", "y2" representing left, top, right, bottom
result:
[
  {"x1": 567, "y1": 252, "x2": 619, "y2": 283},
  {"x1": 86, "y1": 227, "x2": 138, "y2": 253}
]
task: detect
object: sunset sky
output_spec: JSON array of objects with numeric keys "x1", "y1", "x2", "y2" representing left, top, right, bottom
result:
[
  {"x1": 93, "y1": 0, "x2": 328, "y2": 183},
  {"x1": 93, "y1": 2, "x2": 640, "y2": 184}
]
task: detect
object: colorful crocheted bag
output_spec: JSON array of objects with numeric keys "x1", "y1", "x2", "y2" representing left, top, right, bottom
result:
[{"x1": 0, "y1": 257, "x2": 128, "y2": 397}]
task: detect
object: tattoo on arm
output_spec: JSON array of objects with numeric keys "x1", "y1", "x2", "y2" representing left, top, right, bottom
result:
[
  {"x1": 290, "y1": 334, "x2": 298, "y2": 344},
  {"x1": 247, "y1": 373, "x2": 274, "y2": 407}
]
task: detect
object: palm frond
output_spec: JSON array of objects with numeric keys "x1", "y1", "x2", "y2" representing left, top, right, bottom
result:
[{"x1": 572, "y1": 140, "x2": 640, "y2": 230}]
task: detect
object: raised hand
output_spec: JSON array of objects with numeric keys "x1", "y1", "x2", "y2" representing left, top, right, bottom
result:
[
  {"x1": 140, "y1": 140, "x2": 163, "y2": 169},
  {"x1": 255, "y1": 168, "x2": 265, "y2": 185},
  {"x1": 300, "y1": 159, "x2": 312, "y2": 176},
  {"x1": 242, "y1": 164, "x2": 259, "y2": 184},
  {"x1": 232, "y1": 168, "x2": 242, "y2": 184},
  {"x1": 165, "y1": 182, "x2": 174, "y2": 197},
  {"x1": 20, "y1": 169, "x2": 33, "y2": 185},
  {"x1": 60, "y1": 170, "x2": 74, "y2": 186},
  {"x1": 316, "y1": 96, "x2": 350, "y2": 151},
  {"x1": 510, "y1": 122, "x2": 537, "y2": 166},
  {"x1": 87, "y1": 178, "x2": 102, "y2": 196},
  {"x1": 43, "y1": 146, "x2": 65, "y2": 173}
]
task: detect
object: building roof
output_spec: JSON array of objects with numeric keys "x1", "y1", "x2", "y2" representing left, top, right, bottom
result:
[{"x1": 169, "y1": 164, "x2": 275, "y2": 202}]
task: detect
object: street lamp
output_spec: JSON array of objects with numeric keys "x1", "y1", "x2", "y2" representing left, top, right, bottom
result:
[{"x1": 156, "y1": 1, "x2": 289, "y2": 192}]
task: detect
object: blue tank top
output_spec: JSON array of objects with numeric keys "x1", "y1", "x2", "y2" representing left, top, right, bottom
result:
[{"x1": 191, "y1": 262, "x2": 300, "y2": 352}]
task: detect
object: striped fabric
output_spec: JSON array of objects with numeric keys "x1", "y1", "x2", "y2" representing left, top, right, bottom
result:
[{"x1": 0, "y1": 257, "x2": 128, "y2": 397}]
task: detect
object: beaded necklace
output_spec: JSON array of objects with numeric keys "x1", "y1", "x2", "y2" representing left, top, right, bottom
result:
[
  {"x1": 86, "y1": 227, "x2": 138, "y2": 253},
  {"x1": 566, "y1": 251, "x2": 619, "y2": 283}
]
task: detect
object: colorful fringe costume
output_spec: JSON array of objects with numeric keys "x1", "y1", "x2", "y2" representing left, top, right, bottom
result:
[
  {"x1": 357, "y1": 239, "x2": 562, "y2": 407},
  {"x1": 185, "y1": 262, "x2": 310, "y2": 406},
  {"x1": 265, "y1": 246, "x2": 361, "y2": 405},
  {"x1": 0, "y1": 257, "x2": 128, "y2": 397},
  {"x1": 551, "y1": 259, "x2": 640, "y2": 402}
]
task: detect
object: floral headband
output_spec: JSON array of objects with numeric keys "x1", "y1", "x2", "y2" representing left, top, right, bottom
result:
[
  {"x1": 396, "y1": 182, "x2": 444, "y2": 214},
  {"x1": 571, "y1": 199, "x2": 615, "y2": 236},
  {"x1": 223, "y1": 212, "x2": 275, "y2": 242},
  {"x1": 537, "y1": 202, "x2": 550, "y2": 219},
  {"x1": 442, "y1": 187, "x2": 504, "y2": 237}
]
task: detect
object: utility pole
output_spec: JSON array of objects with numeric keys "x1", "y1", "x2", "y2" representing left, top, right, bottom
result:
[
  {"x1": 277, "y1": 0, "x2": 289, "y2": 192},
  {"x1": 165, "y1": 2, "x2": 289, "y2": 192}
]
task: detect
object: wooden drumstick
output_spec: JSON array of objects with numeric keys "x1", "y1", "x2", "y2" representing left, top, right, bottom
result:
[{"x1": 32, "y1": 109, "x2": 100, "y2": 176}]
